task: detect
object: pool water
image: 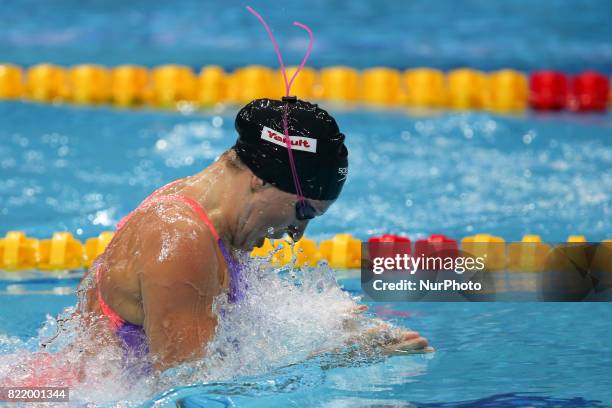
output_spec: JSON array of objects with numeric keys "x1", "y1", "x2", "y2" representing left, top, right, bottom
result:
[
  {"x1": 2, "y1": 0, "x2": 611, "y2": 71},
  {"x1": 1, "y1": 275, "x2": 612, "y2": 407},
  {"x1": 1, "y1": 102, "x2": 610, "y2": 241},
  {"x1": 1, "y1": 102, "x2": 611, "y2": 407},
  {"x1": 1, "y1": 0, "x2": 612, "y2": 405}
]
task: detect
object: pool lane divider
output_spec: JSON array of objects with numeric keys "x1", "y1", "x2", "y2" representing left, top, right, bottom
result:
[
  {"x1": 0, "y1": 230, "x2": 609, "y2": 272},
  {"x1": 0, "y1": 64, "x2": 610, "y2": 113}
]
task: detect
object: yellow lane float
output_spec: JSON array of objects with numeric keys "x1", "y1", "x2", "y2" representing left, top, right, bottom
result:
[
  {"x1": 319, "y1": 233, "x2": 362, "y2": 269},
  {"x1": 196, "y1": 65, "x2": 227, "y2": 106},
  {"x1": 507, "y1": 234, "x2": 551, "y2": 272},
  {"x1": 319, "y1": 66, "x2": 359, "y2": 102},
  {"x1": 111, "y1": 65, "x2": 149, "y2": 106},
  {"x1": 0, "y1": 63, "x2": 24, "y2": 99},
  {"x1": 38, "y1": 232, "x2": 84, "y2": 271},
  {"x1": 461, "y1": 233, "x2": 506, "y2": 271},
  {"x1": 273, "y1": 66, "x2": 318, "y2": 99},
  {"x1": 403, "y1": 68, "x2": 447, "y2": 107},
  {"x1": 228, "y1": 65, "x2": 274, "y2": 103},
  {"x1": 84, "y1": 232, "x2": 115, "y2": 267},
  {"x1": 447, "y1": 68, "x2": 488, "y2": 109},
  {"x1": 26, "y1": 64, "x2": 69, "y2": 102},
  {"x1": 0, "y1": 231, "x2": 38, "y2": 271},
  {"x1": 486, "y1": 69, "x2": 528, "y2": 112},
  {"x1": 151, "y1": 64, "x2": 196, "y2": 107},
  {"x1": 361, "y1": 67, "x2": 402, "y2": 105},
  {"x1": 69, "y1": 64, "x2": 110, "y2": 104}
]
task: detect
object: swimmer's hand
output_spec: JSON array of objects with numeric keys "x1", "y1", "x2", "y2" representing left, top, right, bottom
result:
[
  {"x1": 345, "y1": 305, "x2": 433, "y2": 353},
  {"x1": 365, "y1": 323, "x2": 434, "y2": 355},
  {"x1": 306, "y1": 321, "x2": 433, "y2": 368},
  {"x1": 351, "y1": 304, "x2": 368, "y2": 314},
  {"x1": 383, "y1": 330, "x2": 434, "y2": 355}
]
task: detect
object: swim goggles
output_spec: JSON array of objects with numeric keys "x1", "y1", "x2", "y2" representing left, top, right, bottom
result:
[{"x1": 296, "y1": 198, "x2": 317, "y2": 221}]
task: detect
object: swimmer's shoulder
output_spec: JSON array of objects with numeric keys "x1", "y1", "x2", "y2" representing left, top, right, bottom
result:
[{"x1": 133, "y1": 202, "x2": 225, "y2": 287}]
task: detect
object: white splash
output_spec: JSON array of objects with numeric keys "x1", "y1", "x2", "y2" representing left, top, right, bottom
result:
[{"x1": 0, "y1": 245, "x2": 407, "y2": 407}]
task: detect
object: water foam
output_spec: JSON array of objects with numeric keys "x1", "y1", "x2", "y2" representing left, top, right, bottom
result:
[{"x1": 0, "y1": 243, "x2": 407, "y2": 406}]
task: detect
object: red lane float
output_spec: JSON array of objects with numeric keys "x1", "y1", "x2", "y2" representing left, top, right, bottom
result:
[
  {"x1": 415, "y1": 234, "x2": 459, "y2": 258},
  {"x1": 569, "y1": 71, "x2": 609, "y2": 111},
  {"x1": 529, "y1": 70, "x2": 568, "y2": 110},
  {"x1": 415, "y1": 234, "x2": 459, "y2": 271},
  {"x1": 368, "y1": 234, "x2": 411, "y2": 244},
  {"x1": 367, "y1": 234, "x2": 411, "y2": 270}
]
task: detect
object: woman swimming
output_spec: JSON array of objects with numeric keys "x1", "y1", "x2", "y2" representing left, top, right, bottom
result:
[{"x1": 77, "y1": 97, "x2": 431, "y2": 372}]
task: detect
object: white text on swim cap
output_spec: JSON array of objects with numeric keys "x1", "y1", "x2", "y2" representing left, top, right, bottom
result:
[{"x1": 260, "y1": 126, "x2": 317, "y2": 153}]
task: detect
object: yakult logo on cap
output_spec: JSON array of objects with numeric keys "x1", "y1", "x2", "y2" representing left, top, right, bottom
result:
[{"x1": 260, "y1": 126, "x2": 317, "y2": 153}]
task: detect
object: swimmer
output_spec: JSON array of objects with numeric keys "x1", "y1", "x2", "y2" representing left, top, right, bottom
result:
[{"x1": 77, "y1": 97, "x2": 431, "y2": 372}]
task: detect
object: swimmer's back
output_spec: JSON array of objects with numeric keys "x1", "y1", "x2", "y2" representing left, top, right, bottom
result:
[{"x1": 88, "y1": 182, "x2": 228, "y2": 327}]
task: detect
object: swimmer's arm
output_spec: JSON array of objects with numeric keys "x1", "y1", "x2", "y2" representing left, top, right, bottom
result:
[
  {"x1": 310, "y1": 307, "x2": 433, "y2": 358},
  {"x1": 139, "y1": 216, "x2": 222, "y2": 371}
]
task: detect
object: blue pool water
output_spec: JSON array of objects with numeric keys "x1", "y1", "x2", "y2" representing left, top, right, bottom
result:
[
  {"x1": 1, "y1": 0, "x2": 612, "y2": 406},
  {"x1": 1, "y1": 278, "x2": 612, "y2": 407},
  {"x1": 1, "y1": 0, "x2": 612, "y2": 72},
  {"x1": 1, "y1": 102, "x2": 611, "y2": 407},
  {"x1": 1, "y1": 102, "x2": 610, "y2": 242}
]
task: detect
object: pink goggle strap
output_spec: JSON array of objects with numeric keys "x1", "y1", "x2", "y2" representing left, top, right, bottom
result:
[{"x1": 246, "y1": 5, "x2": 314, "y2": 203}]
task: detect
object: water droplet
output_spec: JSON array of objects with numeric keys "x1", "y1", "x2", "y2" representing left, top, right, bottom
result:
[
  {"x1": 155, "y1": 139, "x2": 168, "y2": 150},
  {"x1": 212, "y1": 116, "x2": 223, "y2": 128}
]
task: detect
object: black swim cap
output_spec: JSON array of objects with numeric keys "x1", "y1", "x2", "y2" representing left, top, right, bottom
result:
[{"x1": 233, "y1": 98, "x2": 348, "y2": 200}]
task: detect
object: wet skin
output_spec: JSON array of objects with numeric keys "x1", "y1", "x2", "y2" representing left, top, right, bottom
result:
[{"x1": 82, "y1": 151, "x2": 431, "y2": 370}]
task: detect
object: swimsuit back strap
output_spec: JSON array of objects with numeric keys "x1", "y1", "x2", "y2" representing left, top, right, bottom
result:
[{"x1": 144, "y1": 194, "x2": 220, "y2": 241}]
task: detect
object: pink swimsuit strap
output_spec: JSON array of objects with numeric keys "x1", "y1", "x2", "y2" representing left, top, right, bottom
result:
[
  {"x1": 146, "y1": 194, "x2": 221, "y2": 241},
  {"x1": 96, "y1": 179, "x2": 222, "y2": 329},
  {"x1": 96, "y1": 264, "x2": 125, "y2": 329}
]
